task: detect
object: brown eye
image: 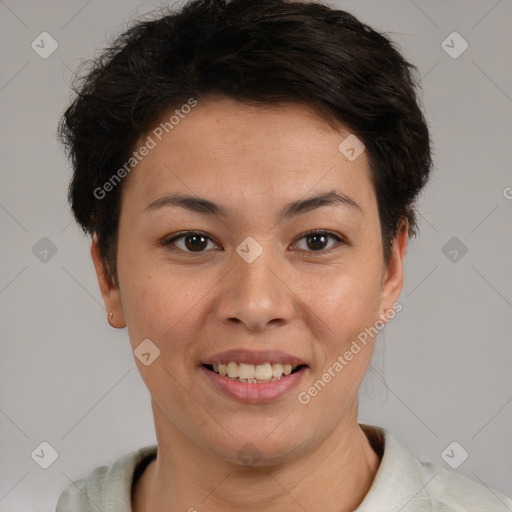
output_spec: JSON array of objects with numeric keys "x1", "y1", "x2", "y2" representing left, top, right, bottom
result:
[
  {"x1": 306, "y1": 233, "x2": 328, "y2": 251},
  {"x1": 184, "y1": 234, "x2": 208, "y2": 251},
  {"x1": 163, "y1": 231, "x2": 218, "y2": 253},
  {"x1": 292, "y1": 230, "x2": 345, "y2": 252}
]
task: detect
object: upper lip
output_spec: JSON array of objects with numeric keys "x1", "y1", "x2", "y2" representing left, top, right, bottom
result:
[{"x1": 202, "y1": 349, "x2": 308, "y2": 367}]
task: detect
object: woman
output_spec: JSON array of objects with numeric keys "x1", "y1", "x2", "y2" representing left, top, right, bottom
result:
[{"x1": 56, "y1": 0, "x2": 512, "y2": 510}]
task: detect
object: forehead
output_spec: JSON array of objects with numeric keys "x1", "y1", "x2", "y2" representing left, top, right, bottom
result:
[{"x1": 121, "y1": 97, "x2": 375, "y2": 213}]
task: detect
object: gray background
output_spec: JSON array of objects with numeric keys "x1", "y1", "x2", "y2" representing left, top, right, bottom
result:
[{"x1": 1, "y1": 0, "x2": 511, "y2": 510}]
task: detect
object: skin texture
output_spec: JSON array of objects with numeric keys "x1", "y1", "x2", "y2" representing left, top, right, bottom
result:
[{"x1": 91, "y1": 97, "x2": 408, "y2": 512}]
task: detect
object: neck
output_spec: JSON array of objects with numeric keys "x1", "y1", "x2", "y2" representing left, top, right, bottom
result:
[{"x1": 132, "y1": 400, "x2": 381, "y2": 512}]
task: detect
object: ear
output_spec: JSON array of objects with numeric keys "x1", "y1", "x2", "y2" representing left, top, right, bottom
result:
[
  {"x1": 378, "y1": 219, "x2": 408, "y2": 319},
  {"x1": 90, "y1": 234, "x2": 126, "y2": 329}
]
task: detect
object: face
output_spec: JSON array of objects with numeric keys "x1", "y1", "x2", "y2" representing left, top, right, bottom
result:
[{"x1": 92, "y1": 96, "x2": 407, "y2": 466}]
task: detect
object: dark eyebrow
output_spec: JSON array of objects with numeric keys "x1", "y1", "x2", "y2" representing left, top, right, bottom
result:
[
  {"x1": 144, "y1": 189, "x2": 362, "y2": 219},
  {"x1": 278, "y1": 190, "x2": 362, "y2": 220},
  {"x1": 145, "y1": 193, "x2": 225, "y2": 216}
]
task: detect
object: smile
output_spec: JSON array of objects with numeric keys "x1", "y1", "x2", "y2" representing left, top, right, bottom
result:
[
  {"x1": 200, "y1": 363, "x2": 308, "y2": 404},
  {"x1": 203, "y1": 362, "x2": 305, "y2": 383}
]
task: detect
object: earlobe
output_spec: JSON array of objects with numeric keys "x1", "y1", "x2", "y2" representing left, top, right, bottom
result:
[{"x1": 90, "y1": 234, "x2": 126, "y2": 329}]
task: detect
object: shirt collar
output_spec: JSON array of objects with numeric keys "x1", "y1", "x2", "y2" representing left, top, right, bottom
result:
[
  {"x1": 99, "y1": 423, "x2": 430, "y2": 511},
  {"x1": 356, "y1": 423, "x2": 431, "y2": 511}
]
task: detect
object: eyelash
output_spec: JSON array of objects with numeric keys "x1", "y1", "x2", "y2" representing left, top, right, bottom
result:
[{"x1": 162, "y1": 229, "x2": 346, "y2": 255}]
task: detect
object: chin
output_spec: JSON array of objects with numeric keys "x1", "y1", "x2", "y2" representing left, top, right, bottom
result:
[{"x1": 206, "y1": 429, "x2": 306, "y2": 468}]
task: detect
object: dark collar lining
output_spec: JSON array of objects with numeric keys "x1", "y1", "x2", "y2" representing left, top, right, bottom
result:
[
  {"x1": 360, "y1": 423, "x2": 385, "y2": 460},
  {"x1": 132, "y1": 449, "x2": 157, "y2": 487}
]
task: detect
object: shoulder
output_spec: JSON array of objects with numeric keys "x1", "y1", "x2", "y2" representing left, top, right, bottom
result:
[
  {"x1": 56, "y1": 465, "x2": 110, "y2": 511},
  {"x1": 417, "y1": 460, "x2": 512, "y2": 511},
  {"x1": 55, "y1": 445, "x2": 157, "y2": 512},
  {"x1": 358, "y1": 424, "x2": 512, "y2": 512}
]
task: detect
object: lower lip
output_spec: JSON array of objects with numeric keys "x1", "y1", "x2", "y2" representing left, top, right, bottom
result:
[{"x1": 199, "y1": 365, "x2": 307, "y2": 404}]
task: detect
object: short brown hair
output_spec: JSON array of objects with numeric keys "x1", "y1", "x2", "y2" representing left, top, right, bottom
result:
[{"x1": 59, "y1": 0, "x2": 432, "y2": 284}]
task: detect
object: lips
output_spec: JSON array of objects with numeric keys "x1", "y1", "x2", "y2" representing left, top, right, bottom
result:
[
  {"x1": 199, "y1": 363, "x2": 308, "y2": 403},
  {"x1": 201, "y1": 348, "x2": 308, "y2": 367},
  {"x1": 199, "y1": 348, "x2": 309, "y2": 402}
]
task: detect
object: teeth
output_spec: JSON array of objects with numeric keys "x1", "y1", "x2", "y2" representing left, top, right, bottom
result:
[
  {"x1": 272, "y1": 363, "x2": 283, "y2": 378},
  {"x1": 239, "y1": 363, "x2": 255, "y2": 380},
  {"x1": 227, "y1": 362, "x2": 238, "y2": 378},
  {"x1": 209, "y1": 361, "x2": 300, "y2": 383},
  {"x1": 254, "y1": 363, "x2": 272, "y2": 381}
]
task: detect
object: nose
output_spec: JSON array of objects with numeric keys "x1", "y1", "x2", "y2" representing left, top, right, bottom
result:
[{"x1": 214, "y1": 244, "x2": 296, "y2": 331}]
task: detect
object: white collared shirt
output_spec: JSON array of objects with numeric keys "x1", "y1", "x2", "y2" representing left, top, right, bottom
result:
[{"x1": 56, "y1": 424, "x2": 512, "y2": 511}]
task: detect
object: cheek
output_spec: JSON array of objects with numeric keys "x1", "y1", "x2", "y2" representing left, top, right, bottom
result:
[
  {"x1": 121, "y1": 270, "x2": 202, "y2": 339},
  {"x1": 294, "y1": 264, "x2": 383, "y2": 401},
  {"x1": 297, "y1": 259, "x2": 383, "y2": 339},
  {"x1": 117, "y1": 249, "x2": 221, "y2": 363},
  {"x1": 117, "y1": 267, "x2": 208, "y2": 400},
  {"x1": 298, "y1": 269, "x2": 383, "y2": 408}
]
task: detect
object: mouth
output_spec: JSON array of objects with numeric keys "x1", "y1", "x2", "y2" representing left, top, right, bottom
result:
[
  {"x1": 199, "y1": 349, "x2": 309, "y2": 403},
  {"x1": 201, "y1": 362, "x2": 307, "y2": 384}
]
